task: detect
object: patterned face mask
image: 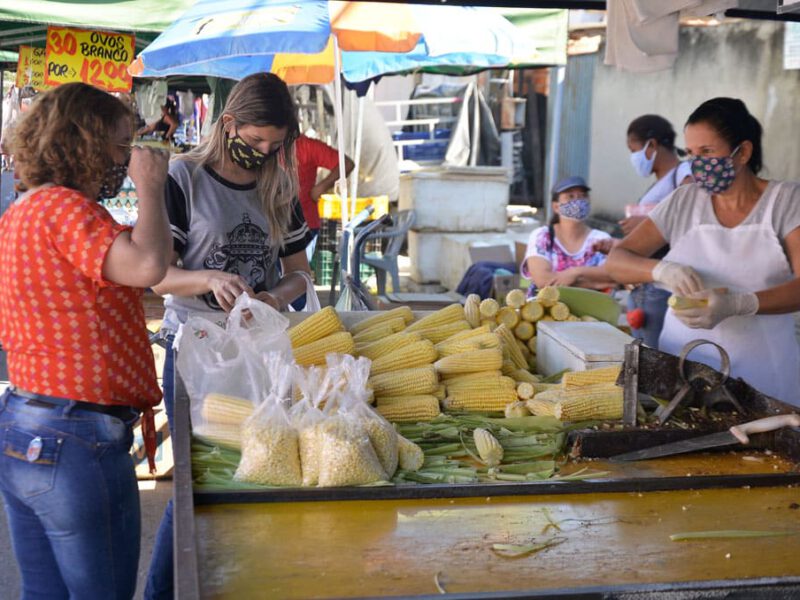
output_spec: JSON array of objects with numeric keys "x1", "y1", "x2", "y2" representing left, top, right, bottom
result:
[
  {"x1": 691, "y1": 145, "x2": 741, "y2": 194},
  {"x1": 558, "y1": 197, "x2": 591, "y2": 221},
  {"x1": 227, "y1": 131, "x2": 269, "y2": 170},
  {"x1": 97, "y1": 157, "x2": 129, "y2": 201}
]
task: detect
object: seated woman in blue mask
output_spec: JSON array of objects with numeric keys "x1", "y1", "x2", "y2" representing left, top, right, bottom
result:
[{"x1": 521, "y1": 176, "x2": 617, "y2": 297}]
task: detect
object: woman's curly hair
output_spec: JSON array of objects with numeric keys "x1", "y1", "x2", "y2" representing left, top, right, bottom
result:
[{"x1": 12, "y1": 82, "x2": 132, "y2": 194}]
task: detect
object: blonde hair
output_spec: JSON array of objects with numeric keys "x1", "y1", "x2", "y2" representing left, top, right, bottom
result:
[{"x1": 179, "y1": 73, "x2": 299, "y2": 249}]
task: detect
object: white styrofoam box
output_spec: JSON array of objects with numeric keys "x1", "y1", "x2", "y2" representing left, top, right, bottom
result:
[
  {"x1": 399, "y1": 166, "x2": 510, "y2": 232},
  {"x1": 536, "y1": 321, "x2": 633, "y2": 377}
]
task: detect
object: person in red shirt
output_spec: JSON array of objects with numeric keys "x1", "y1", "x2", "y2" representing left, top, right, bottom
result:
[
  {"x1": 0, "y1": 82, "x2": 171, "y2": 599},
  {"x1": 295, "y1": 133, "x2": 354, "y2": 260}
]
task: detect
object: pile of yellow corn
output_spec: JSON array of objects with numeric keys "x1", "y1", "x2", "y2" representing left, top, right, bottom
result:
[{"x1": 524, "y1": 365, "x2": 623, "y2": 421}]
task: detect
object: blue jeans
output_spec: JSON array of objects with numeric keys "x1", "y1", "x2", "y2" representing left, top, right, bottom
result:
[
  {"x1": 627, "y1": 283, "x2": 671, "y2": 349},
  {"x1": 145, "y1": 335, "x2": 175, "y2": 600},
  {"x1": 0, "y1": 389, "x2": 141, "y2": 599}
]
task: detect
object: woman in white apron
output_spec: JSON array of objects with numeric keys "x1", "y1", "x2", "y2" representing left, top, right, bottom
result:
[{"x1": 607, "y1": 97, "x2": 800, "y2": 406}]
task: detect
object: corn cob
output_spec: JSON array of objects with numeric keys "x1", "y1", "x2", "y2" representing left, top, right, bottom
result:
[
  {"x1": 526, "y1": 336, "x2": 537, "y2": 354},
  {"x1": 494, "y1": 324, "x2": 528, "y2": 370},
  {"x1": 352, "y1": 317, "x2": 407, "y2": 344},
  {"x1": 370, "y1": 365, "x2": 439, "y2": 398},
  {"x1": 193, "y1": 422, "x2": 243, "y2": 451},
  {"x1": 517, "y1": 340, "x2": 532, "y2": 361},
  {"x1": 581, "y1": 315, "x2": 599, "y2": 322},
  {"x1": 668, "y1": 295, "x2": 709, "y2": 310},
  {"x1": 433, "y1": 384, "x2": 446, "y2": 401},
  {"x1": 536, "y1": 384, "x2": 623, "y2": 421},
  {"x1": 536, "y1": 286, "x2": 560, "y2": 308},
  {"x1": 397, "y1": 435, "x2": 425, "y2": 471},
  {"x1": 502, "y1": 359, "x2": 518, "y2": 377},
  {"x1": 528, "y1": 355, "x2": 538, "y2": 372},
  {"x1": 434, "y1": 348, "x2": 503, "y2": 376},
  {"x1": 288, "y1": 306, "x2": 344, "y2": 348},
  {"x1": 406, "y1": 304, "x2": 465, "y2": 333},
  {"x1": 443, "y1": 388, "x2": 518, "y2": 412},
  {"x1": 349, "y1": 306, "x2": 414, "y2": 335},
  {"x1": 375, "y1": 395, "x2": 440, "y2": 423},
  {"x1": 496, "y1": 306, "x2": 520, "y2": 329},
  {"x1": 479, "y1": 298, "x2": 500, "y2": 318},
  {"x1": 414, "y1": 320, "x2": 471, "y2": 344},
  {"x1": 550, "y1": 301, "x2": 571, "y2": 321},
  {"x1": 513, "y1": 320, "x2": 535, "y2": 341},
  {"x1": 444, "y1": 324, "x2": 492, "y2": 343},
  {"x1": 540, "y1": 315, "x2": 555, "y2": 322},
  {"x1": 532, "y1": 382, "x2": 559, "y2": 394},
  {"x1": 505, "y1": 289, "x2": 527, "y2": 309},
  {"x1": 562, "y1": 366, "x2": 622, "y2": 389},
  {"x1": 370, "y1": 339, "x2": 438, "y2": 375},
  {"x1": 505, "y1": 401, "x2": 531, "y2": 418},
  {"x1": 376, "y1": 394, "x2": 440, "y2": 406},
  {"x1": 294, "y1": 331, "x2": 355, "y2": 366},
  {"x1": 520, "y1": 300, "x2": 545, "y2": 322},
  {"x1": 356, "y1": 331, "x2": 422, "y2": 361},
  {"x1": 526, "y1": 397, "x2": 557, "y2": 417},
  {"x1": 473, "y1": 428, "x2": 503, "y2": 466},
  {"x1": 446, "y1": 375, "x2": 516, "y2": 394},
  {"x1": 480, "y1": 318, "x2": 497, "y2": 331},
  {"x1": 516, "y1": 382, "x2": 535, "y2": 400},
  {"x1": 513, "y1": 369, "x2": 540, "y2": 384},
  {"x1": 436, "y1": 332, "x2": 500, "y2": 357},
  {"x1": 566, "y1": 315, "x2": 581, "y2": 322},
  {"x1": 201, "y1": 393, "x2": 254, "y2": 426},
  {"x1": 464, "y1": 294, "x2": 482, "y2": 328},
  {"x1": 441, "y1": 370, "x2": 504, "y2": 385}
]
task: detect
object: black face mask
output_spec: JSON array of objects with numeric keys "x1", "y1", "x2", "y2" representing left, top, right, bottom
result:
[
  {"x1": 97, "y1": 157, "x2": 130, "y2": 201},
  {"x1": 227, "y1": 132, "x2": 269, "y2": 170}
]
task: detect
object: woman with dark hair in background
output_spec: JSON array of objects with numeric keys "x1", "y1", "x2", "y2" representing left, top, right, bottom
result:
[
  {"x1": 607, "y1": 97, "x2": 800, "y2": 405},
  {"x1": 621, "y1": 114, "x2": 694, "y2": 346},
  {"x1": 137, "y1": 97, "x2": 179, "y2": 143}
]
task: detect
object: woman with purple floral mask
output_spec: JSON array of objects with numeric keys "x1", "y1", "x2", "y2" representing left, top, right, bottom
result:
[
  {"x1": 521, "y1": 175, "x2": 618, "y2": 297},
  {"x1": 606, "y1": 97, "x2": 800, "y2": 406}
]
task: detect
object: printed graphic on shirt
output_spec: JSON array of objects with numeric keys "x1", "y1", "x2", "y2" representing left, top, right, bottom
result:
[{"x1": 202, "y1": 212, "x2": 274, "y2": 309}]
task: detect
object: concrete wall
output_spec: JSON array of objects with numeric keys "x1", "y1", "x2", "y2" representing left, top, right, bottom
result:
[{"x1": 586, "y1": 19, "x2": 800, "y2": 218}]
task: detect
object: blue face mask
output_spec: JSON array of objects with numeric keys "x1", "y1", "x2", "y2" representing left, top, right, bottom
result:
[
  {"x1": 630, "y1": 140, "x2": 656, "y2": 178},
  {"x1": 559, "y1": 197, "x2": 591, "y2": 221}
]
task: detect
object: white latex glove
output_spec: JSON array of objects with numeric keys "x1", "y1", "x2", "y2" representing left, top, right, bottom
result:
[
  {"x1": 672, "y1": 288, "x2": 759, "y2": 330},
  {"x1": 651, "y1": 260, "x2": 704, "y2": 296}
]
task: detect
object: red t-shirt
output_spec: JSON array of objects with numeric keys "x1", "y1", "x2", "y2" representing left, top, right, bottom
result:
[
  {"x1": 0, "y1": 186, "x2": 161, "y2": 409},
  {"x1": 295, "y1": 135, "x2": 340, "y2": 230}
]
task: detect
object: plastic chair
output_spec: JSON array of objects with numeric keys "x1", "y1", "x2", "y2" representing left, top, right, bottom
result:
[{"x1": 359, "y1": 209, "x2": 415, "y2": 297}]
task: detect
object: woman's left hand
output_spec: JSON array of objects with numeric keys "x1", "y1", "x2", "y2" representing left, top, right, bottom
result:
[
  {"x1": 672, "y1": 288, "x2": 759, "y2": 329},
  {"x1": 547, "y1": 268, "x2": 579, "y2": 287}
]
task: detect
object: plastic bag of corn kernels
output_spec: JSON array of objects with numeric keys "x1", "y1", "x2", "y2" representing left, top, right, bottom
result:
[
  {"x1": 317, "y1": 414, "x2": 387, "y2": 487},
  {"x1": 289, "y1": 365, "x2": 332, "y2": 487},
  {"x1": 235, "y1": 354, "x2": 302, "y2": 486}
]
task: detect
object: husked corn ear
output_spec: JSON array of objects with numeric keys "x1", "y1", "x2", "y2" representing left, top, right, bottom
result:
[
  {"x1": 370, "y1": 339, "x2": 438, "y2": 375},
  {"x1": 441, "y1": 370, "x2": 503, "y2": 384},
  {"x1": 480, "y1": 318, "x2": 497, "y2": 331},
  {"x1": 513, "y1": 369, "x2": 540, "y2": 384},
  {"x1": 464, "y1": 294, "x2": 482, "y2": 328},
  {"x1": 505, "y1": 289, "x2": 527, "y2": 309},
  {"x1": 447, "y1": 324, "x2": 492, "y2": 342},
  {"x1": 443, "y1": 388, "x2": 518, "y2": 412},
  {"x1": 352, "y1": 317, "x2": 406, "y2": 344},
  {"x1": 434, "y1": 348, "x2": 503, "y2": 376},
  {"x1": 473, "y1": 428, "x2": 503, "y2": 466},
  {"x1": 496, "y1": 306, "x2": 520, "y2": 329},
  {"x1": 356, "y1": 331, "x2": 422, "y2": 361},
  {"x1": 436, "y1": 333, "x2": 500, "y2": 357},
  {"x1": 550, "y1": 302, "x2": 571, "y2": 321},
  {"x1": 288, "y1": 306, "x2": 344, "y2": 348},
  {"x1": 668, "y1": 295, "x2": 709, "y2": 310},
  {"x1": 376, "y1": 394, "x2": 439, "y2": 406},
  {"x1": 527, "y1": 355, "x2": 538, "y2": 372},
  {"x1": 370, "y1": 365, "x2": 439, "y2": 397},
  {"x1": 526, "y1": 397, "x2": 557, "y2": 417},
  {"x1": 294, "y1": 331, "x2": 355, "y2": 366},
  {"x1": 376, "y1": 396, "x2": 440, "y2": 423},
  {"x1": 349, "y1": 306, "x2": 414, "y2": 335},
  {"x1": 536, "y1": 384, "x2": 623, "y2": 421},
  {"x1": 517, "y1": 340, "x2": 531, "y2": 361},
  {"x1": 516, "y1": 382, "x2": 535, "y2": 400},
  {"x1": 415, "y1": 320, "x2": 471, "y2": 344},
  {"x1": 201, "y1": 393, "x2": 254, "y2": 426},
  {"x1": 526, "y1": 336, "x2": 537, "y2": 354},
  {"x1": 581, "y1": 315, "x2": 599, "y2": 322},
  {"x1": 514, "y1": 320, "x2": 535, "y2": 341},
  {"x1": 502, "y1": 360, "x2": 517, "y2": 377},
  {"x1": 193, "y1": 423, "x2": 242, "y2": 451},
  {"x1": 532, "y1": 382, "x2": 559, "y2": 394},
  {"x1": 397, "y1": 435, "x2": 425, "y2": 471},
  {"x1": 521, "y1": 300, "x2": 545, "y2": 322},
  {"x1": 479, "y1": 298, "x2": 500, "y2": 318},
  {"x1": 536, "y1": 286, "x2": 560, "y2": 308},
  {"x1": 562, "y1": 366, "x2": 622, "y2": 389},
  {"x1": 505, "y1": 401, "x2": 531, "y2": 418},
  {"x1": 406, "y1": 304, "x2": 465, "y2": 333},
  {"x1": 495, "y1": 324, "x2": 528, "y2": 370},
  {"x1": 434, "y1": 384, "x2": 446, "y2": 401},
  {"x1": 446, "y1": 375, "x2": 516, "y2": 394}
]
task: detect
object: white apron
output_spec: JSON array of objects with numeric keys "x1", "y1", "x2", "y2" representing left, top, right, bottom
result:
[{"x1": 658, "y1": 182, "x2": 800, "y2": 406}]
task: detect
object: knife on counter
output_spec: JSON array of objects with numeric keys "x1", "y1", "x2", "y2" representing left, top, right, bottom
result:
[{"x1": 610, "y1": 414, "x2": 800, "y2": 462}]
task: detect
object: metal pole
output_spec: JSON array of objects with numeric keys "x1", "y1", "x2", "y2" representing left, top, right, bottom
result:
[
  {"x1": 469, "y1": 81, "x2": 479, "y2": 167},
  {"x1": 545, "y1": 65, "x2": 565, "y2": 225},
  {"x1": 349, "y1": 92, "x2": 366, "y2": 209},
  {"x1": 332, "y1": 37, "x2": 349, "y2": 226}
]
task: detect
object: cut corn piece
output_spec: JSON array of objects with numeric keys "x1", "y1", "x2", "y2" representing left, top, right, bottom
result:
[
  {"x1": 566, "y1": 315, "x2": 581, "y2": 322},
  {"x1": 480, "y1": 318, "x2": 497, "y2": 331},
  {"x1": 473, "y1": 428, "x2": 503, "y2": 466},
  {"x1": 352, "y1": 317, "x2": 406, "y2": 344},
  {"x1": 464, "y1": 294, "x2": 482, "y2": 328},
  {"x1": 505, "y1": 289, "x2": 527, "y2": 309},
  {"x1": 535, "y1": 384, "x2": 623, "y2": 421},
  {"x1": 356, "y1": 331, "x2": 422, "y2": 361},
  {"x1": 288, "y1": 306, "x2": 344, "y2": 348},
  {"x1": 526, "y1": 336, "x2": 537, "y2": 354},
  {"x1": 668, "y1": 295, "x2": 709, "y2": 310},
  {"x1": 397, "y1": 435, "x2": 425, "y2": 471},
  {"x1": 562, "y1": 366, "x2": 622, "y2": 389},
  {"x1": 526, "y1": 397, "x2": 557, "y2": 417},
  {"x1": 375, "y1": 396, "x2": 440, "y2": 423},
  {"x1": 406, "y1": 304, "x2": 465, "y2": 333},
  {"x1": 550, "y1": 302, "x2": 571, "y2": 321},
  {"x1": 349, "y1": 306, "x2": 414, "y2": 335},
  {"x1": 516, "y1": 382, "x2": 535, "y2": 400},
  {"x1": 496, "y1": 306, "x2": 521, "y2": 329},
  {"x1": 513, "y1": 369, "x2": 540, "y2": 384},
  {"x1": 294, "y1": 331, "x2": 355, "y2": 367},
  {"x1": 532, "y1": 382, "x2": 559, "y2": 394},
  {"x1": 581, "y1": 315, "x2": 599, "y2": 322},
  {"x1": 443, "y1": 388, "x2": 518, "y2": 412},
  {"x1": 370, "y1": 339, "x2": 438, "y2": 375},
  {"x1": 370, "y1": 365, "x2": 439, "y2": 398},
  {"x1": 521, "y1": 300, "x2": 545, "y2": 322},
  {"x1": 479, "y1": 298, "x2": 500, "y2": 318},
  {"x1": 505, "y1": 401, "x2": 531, "y2": 418},
  {"x1": 495, "y1": 324, "x2": 528, "y2": 370},
  {"x1": 201, "y1": 393, "x2": 254, "y2": 426},
  {"x1": 434, "y1": 348, "x2": 503, "y2": 376},
  {"x1": 414, "y1": 320, "x2": 472, "y2": 344},
  {"x1": 514, "y1": 320, "x2": 535, "y2": 341},
  {"x1": 540, "y1": 315, "x2": 555, "y2": 322},
  {"x1": 536, "y1": 286, "x2": 559, "y2": 308}
]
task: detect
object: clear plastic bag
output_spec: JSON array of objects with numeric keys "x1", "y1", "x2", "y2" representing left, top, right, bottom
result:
[{"x1": 289, "y1": 365, "x2": 332, "y2": 487}]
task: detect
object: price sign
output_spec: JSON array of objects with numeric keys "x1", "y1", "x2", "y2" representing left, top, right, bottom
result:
[
  {"x1": 44, "y1": 26, "x2": 135, "y2": 93},
  {"x1": 16, "y1": 46, "x2": 50, "y2": 90}
]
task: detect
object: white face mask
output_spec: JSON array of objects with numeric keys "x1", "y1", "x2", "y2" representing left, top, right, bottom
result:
[{"x1": 630, "y1": 140, "x2": 656, "y2": 178}]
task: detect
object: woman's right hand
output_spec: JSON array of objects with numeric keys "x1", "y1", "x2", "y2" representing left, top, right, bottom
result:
[
  {"x1": 206, "y1": 271, "x2": 254, "y2": 312},
  {"x1": 127, "y1": 146, "x2": 169, "y2": 199}
]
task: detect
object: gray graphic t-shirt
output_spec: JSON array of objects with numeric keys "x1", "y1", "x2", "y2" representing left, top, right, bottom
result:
[{"x1": 162, "y1": 159, "x2": 310, "y2": 331}]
